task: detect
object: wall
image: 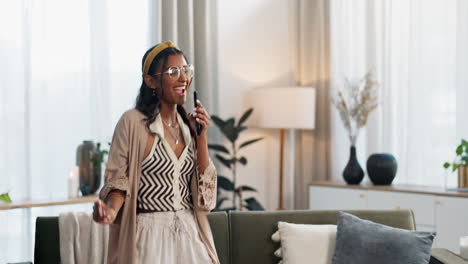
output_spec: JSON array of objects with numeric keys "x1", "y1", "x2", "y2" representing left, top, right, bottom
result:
[
  {"x1": 457, "y1": 0, "x2": 468, "y2": 140},
  {"x1": 214, "y1": 0, "x2": 297, "y2": 210}
]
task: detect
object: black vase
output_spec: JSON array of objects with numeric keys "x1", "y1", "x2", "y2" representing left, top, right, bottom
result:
[
  {"x1": 367, "y1": 153, "x2": 398, "y2": 185},
  {"x1": 343, "y1": 146, "x2": 364, "y2": 184}
]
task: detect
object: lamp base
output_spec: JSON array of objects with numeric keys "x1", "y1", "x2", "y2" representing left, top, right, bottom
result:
[{"x1": 277, "y1": 128, "x2": 285, "y2": 210}]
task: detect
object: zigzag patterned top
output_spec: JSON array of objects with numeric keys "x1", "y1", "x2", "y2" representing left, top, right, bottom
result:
[{"x1": 137, "y1": 137, "x2": 194, "y2": 212}]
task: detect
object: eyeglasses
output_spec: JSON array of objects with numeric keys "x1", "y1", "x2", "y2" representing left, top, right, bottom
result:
[{"x1": 153, "y1": 64, "x2": 194, "y2": 80}]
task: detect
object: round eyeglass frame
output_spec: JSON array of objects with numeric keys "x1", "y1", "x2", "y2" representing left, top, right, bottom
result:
[{"x1": 152, "y1": 64, "x2": 194, "y2": 80}]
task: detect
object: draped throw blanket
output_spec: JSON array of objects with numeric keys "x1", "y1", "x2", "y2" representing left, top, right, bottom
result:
[{"x1": 59, "y1": 212, "x2": 109, "y2": 264}]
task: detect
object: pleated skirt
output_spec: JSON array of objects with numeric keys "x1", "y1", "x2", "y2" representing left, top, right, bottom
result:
[{"x1": 136, "y1": 209, "x2": 212, "y2": 264}]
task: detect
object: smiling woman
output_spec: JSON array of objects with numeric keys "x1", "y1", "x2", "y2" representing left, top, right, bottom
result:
[
  {"x1": 93, "y1": 42, "x2": 220, "y2": 264},
  {"x1": 137, "y1": 42, "x2": 195, "y2": 126}
]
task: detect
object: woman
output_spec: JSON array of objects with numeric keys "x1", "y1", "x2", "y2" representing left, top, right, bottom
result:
[{"x1": 93, "y1": 41, "x2": 219, "y2": 264}]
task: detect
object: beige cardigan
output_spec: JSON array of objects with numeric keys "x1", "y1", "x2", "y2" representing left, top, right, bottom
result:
[{"x1": 99, "y1": 109, "x2": 220, "y2": 264}]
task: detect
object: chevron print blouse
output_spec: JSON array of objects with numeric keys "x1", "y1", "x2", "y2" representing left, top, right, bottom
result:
[
  {"x1": 137, "y1": 138, "x2": 194, "y2": 212},
  {"x1": 137, "y1": 113, "x2": 196, "y2": 212}
]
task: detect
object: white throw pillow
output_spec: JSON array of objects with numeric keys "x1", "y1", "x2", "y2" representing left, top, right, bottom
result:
[{"x1": 277, "y1": 222, "x2": 337, "y2": 264}]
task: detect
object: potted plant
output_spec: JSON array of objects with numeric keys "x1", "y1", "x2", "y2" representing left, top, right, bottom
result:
[
  {"x1": 331, "y1": 71, "x2": 378, "y2": 184},
  {"x1": 209, "y1": 108, "x2": 264, "y2": 211},
  {"x1": 0, "y1": 192, "x2": 11, "y2": 203},
  {"x1": 443, "y1": 139, "x2": 468, "y2": 188},
  {"x1": 91, "y1": 142, "x2": 110, "y2": 170}
]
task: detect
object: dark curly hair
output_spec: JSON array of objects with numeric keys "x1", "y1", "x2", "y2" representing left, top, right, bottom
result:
[{"x1": 135, "y1": 45, "x2": 196, "y2": 139}]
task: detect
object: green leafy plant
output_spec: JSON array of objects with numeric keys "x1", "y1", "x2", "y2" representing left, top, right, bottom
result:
[
  {"x1": 90, "y1": 142, "x2": 110, "y2": 168},
  {"x1": 0, "y1": 192, "x2": 12, "y2": 203},
  {"x1": 443, "y1": 139, "x2": 468, "y2": 172},
  {"x1": 209, "y1": 108, "x2": 264, "y2": 211}
]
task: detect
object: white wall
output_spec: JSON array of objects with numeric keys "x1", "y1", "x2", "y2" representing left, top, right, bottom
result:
[{"x1": 215, "y1": 0, "x2": 297, "y2": 210}]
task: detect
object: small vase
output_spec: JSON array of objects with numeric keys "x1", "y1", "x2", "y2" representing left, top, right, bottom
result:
[
  {"x1": 76, "y1": 140, "x2": 102, "y2": 196},
  {"x1": 367, "y1": 153, "x2": 398, "y2": 185},
  {"x1": 343, "y1": 146, "x2": 364, "y2": 184}
]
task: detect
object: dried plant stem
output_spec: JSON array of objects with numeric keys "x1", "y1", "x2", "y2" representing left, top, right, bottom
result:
[{"x1": 332, "y1": 71, "x2": 379, "y2": 146}]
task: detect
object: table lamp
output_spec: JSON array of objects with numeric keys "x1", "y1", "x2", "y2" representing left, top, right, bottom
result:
[{"x1": 248, "y1": 87, "x2": 316, "y2": 210}]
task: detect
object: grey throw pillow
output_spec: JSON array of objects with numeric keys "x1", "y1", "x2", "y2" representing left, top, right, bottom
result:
[{"x1": 332, "y1": 212, "x2": 435, "y2": 264}]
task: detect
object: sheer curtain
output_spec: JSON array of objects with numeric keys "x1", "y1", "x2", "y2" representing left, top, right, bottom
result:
[
  {"x1": 0, "y1": 0, "x2": 150, "y2": 262},
  {"x1": 330, "y1": 0, "x2": 467, "y2": 187}
]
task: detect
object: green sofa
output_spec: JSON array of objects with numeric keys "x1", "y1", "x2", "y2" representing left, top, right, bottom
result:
[{"x1": 34, "y1": 210, "x2": 467, "y2": 264}]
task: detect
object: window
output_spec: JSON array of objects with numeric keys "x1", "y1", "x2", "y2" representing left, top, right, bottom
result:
[
  {"x1": 0, "y1": 0, "x2": 150, "y2": 262},
  {"x1": 330, "y1": 0, "x2": 467, "y2": 187}
]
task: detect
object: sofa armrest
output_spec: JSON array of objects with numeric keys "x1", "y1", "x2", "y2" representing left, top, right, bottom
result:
[
  {"x1": 35, "y1": 217, "x2": 61, "y2": 264},
  {"x1": 431, "y1": 248, "x2": 468, "y2": 264}
]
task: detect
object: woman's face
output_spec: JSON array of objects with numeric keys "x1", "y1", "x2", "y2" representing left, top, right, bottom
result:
[{"x1": 155, "y1": 54, "x2": 191, "y2": 105}]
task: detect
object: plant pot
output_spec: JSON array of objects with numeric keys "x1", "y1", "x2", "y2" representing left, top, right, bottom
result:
[
  {"x1": 343, "y1": 146, "x2": 364, "y2": 185},
  {"x1": 459, "y1": 165, "x2": 468, "y2": 188},
  {"x1": 366, "y1": 153, "x2": 398, "y2": 185}
]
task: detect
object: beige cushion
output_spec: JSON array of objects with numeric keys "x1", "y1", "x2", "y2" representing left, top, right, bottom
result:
[{"x1": 278, "y1": 222, "x2": 337, "y2": 264}]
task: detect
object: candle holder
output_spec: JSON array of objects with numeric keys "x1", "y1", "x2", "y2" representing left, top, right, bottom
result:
[
  {"x1": 460, "y1": 236, "x2": 468, "y2": 259},
  {"x1": 68, "y1": 166, "x2": 79, "y2": 198}
]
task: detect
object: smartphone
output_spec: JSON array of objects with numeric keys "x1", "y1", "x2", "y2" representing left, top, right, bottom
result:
[{"x1": 193, "y1": 91, "x2": 202, "y2": 135}]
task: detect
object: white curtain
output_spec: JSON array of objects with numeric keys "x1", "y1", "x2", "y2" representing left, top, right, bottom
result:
[
  {"x1": 330, "y1": 0, "x2": 468, "y2": 187},
  {"x1": 0, "y1": 0, "x2": 150, "y2": 262}
]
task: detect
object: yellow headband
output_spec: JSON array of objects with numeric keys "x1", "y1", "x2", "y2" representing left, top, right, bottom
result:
[{"x1": 143, "y1": 41, "x2": 178, "y2": 75}]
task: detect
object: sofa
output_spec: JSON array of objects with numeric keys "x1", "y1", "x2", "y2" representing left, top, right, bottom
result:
[{"x1": 33, "y1": 209, "x2": 467, "y2": 264}]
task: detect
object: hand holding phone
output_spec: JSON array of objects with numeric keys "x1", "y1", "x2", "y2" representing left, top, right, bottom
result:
[{"x1": 193, "y1": 91, "x2": 202, "y2": 135}]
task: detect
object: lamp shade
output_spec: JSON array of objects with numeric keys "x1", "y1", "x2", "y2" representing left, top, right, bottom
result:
[{"x1": 248, "y1": 87, "x2": 316, "y2": 129}]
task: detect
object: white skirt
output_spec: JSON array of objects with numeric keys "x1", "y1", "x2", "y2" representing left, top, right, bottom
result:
[{"x1": 136, "y1": 209, "x2": 212, "y2": 264}]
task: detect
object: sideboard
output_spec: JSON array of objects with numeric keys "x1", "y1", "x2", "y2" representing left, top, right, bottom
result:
[{"x1": 309, "y1": 181, "x2": 468, "y2": 253}]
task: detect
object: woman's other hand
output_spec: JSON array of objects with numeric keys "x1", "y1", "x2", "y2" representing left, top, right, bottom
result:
[{"x1": 93, "y1": 199, "x2": 117, "y2": 224}]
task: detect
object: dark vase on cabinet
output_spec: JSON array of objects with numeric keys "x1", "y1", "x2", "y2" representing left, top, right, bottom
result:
[
  {"x1": 367, "y1": 153, "x2": 398, "y2": 185},
  {"x1": 343, "y1": 146, "x2": 364, "y2": 184}
]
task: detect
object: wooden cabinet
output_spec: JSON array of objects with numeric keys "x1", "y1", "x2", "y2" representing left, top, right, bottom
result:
[{"x1": 309, "y1": 182, "x2": 468, "y2": 253}]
